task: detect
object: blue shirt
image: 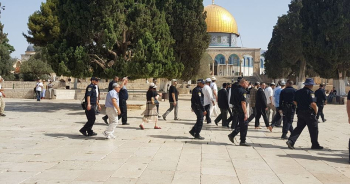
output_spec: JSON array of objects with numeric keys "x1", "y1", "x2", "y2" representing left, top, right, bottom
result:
[
  {"x1": 274, "y1": 87, "x2": 282, "y2": 108},
  {"x1": 105, "y1": 90, "x2": 119, "y2": 108}
]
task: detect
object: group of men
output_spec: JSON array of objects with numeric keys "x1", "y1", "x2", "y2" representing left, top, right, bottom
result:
[
  {"x1": 79, "y1": 76, "x2": 129, "y2": 138},
  {"x1": 190, "y1": 77, "x2": 325, "y2": 149}
]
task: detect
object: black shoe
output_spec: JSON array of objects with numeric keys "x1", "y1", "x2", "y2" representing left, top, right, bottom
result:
[
  {"x1": 162, "y1": 115, "x2": 166, "y2": 121},
  {"x1": 158, "y1": 115, "x2": 161, "y2": 118},
  {"x1": 323, "y1": 119, "x2": 327, "y2": 122},
  {"x1": 311, "y1": 145, "x2": 324, "y2": 150},
  {"x1": 189, "y1": 131, "x2": 195, "y2": 138},
  {"x1": 281, "y1": 134, "x2": 289, "y2": 140},
  {"x1": 228, "y1": 134, "x2": 235, "y2": 144},
  {"x1": 122, "y1": 123, "x2": 130, "y2": 125},
  {"x1": 0, "y1": 113, "x2": 6, "y2": 117},
  {"x1": 79, "y1": 129, "x2": 87, "y2": 136},
  {"x1": 239, "y1": 142, "x2": 250, "y2": 146},
  {"x1": 286, "y1": 140, "x2": 295, "y2": 149},
  {"x1": 214, "y1": 121, "x2": 218, "y2": 126},
  {"x1": 174, "y1": 118, "x2": 180, "y2": 120},
  {"x1": 102, "y1": 116, "x2": 108, "y2": 125},
  {"x1": 194, "y1": 135, "x2": 205, "y2": 140},
  {"x1": 88, "y1": 132, "x2": 97, "y2": 136}
]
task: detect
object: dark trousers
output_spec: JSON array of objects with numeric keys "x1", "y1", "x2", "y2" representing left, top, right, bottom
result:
[
  {"x1": 204, "y1": 104, "x2": 211, "y2": 123},
  {"x1": 229, "y1": 113, "x2": 248, "y2": 143},
  {"x1": 246, "y1": 107, "x2": 256, "y2": 123},
  {"x1": 82, "y1": 104, "x2": 96, "y2": 134},
  {"x1": 227, "y1": 108, "x2": 238, "y2": 129},
  {"x1": 36, "y1": 91, "x2": 41, "y2": 101},
  {"x1": 190, "y1": 106, "x2": 204, "y2": 136},
  {"x1": 316, "y1": 104, "x2": 325, "y2": 121},
  {"x1": 156, "y1": 104, "x2": 159, "y2": 115},
  {"x1": 118, "y1": 99, "x2": 127, "y2": 124},
  {"x1": 288, "y1": 111, "x2": 320, "y2": 147},
  {"x1": 215, "y1": 108, "x2": 228, "y2": 126},
  {"x1": 282, "y1": 107, "x2": 295, "y2": 134},
  {"x1": 270, "y1": 107, "x2": 283, "y2": 127},
  {"x1": 255, "y1": 107, "x2": 269, "y2": 127}
]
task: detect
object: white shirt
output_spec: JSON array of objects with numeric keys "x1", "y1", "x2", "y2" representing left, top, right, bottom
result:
[
  {"x1": 264, "y1": 86, "x2": 273, "y2": 104},
  {"x1": 95, "y1": 85, "x2": 99, "y2": 98},
  {"x1": 210, "y1": 82, "x2": 218, "y2": 94},
  {"x1": 36, "y1": 82, "x2": 43, "y2": 92},
  {"x1": 0, "y1": 84, "x2": 2, "y2": 97},
  {"x1": 202, "y1": 84, "x2": 214, "y2": 106}
]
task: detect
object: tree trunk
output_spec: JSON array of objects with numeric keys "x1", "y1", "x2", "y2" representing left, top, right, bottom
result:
[{"x1": 297, "y1": 59, "x2": 306, "y2": 89}]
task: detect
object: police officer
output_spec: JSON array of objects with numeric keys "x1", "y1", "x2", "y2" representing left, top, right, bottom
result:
[
  {"x1": 279, "y1": 80, "x2": 296, "y2": 139},
  {"x1": 286, "y1": 78, "x2": 323, "y2": 150},
  {"x1": 315, "y1": 83, "x2": 327, "y2": 122},
  {"x1": 228, "y1": 78, "x2": 250, "y2": 146},
  {"x1": 79, "y1": 77, "x2": 100, "y2": 136},
  {"x1": 119, "y1": 77, "x2": 129, "y2": 125},
  {"x1": 189, "y1": 79, "x2": 207, "y2": 140}
]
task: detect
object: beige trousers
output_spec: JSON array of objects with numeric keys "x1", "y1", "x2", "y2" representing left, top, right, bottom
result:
[
  {"x1": 105, "y1": 107, "x2": 119, "y2": 136},
  {"x1": 0, "y1": 97, "x2": 5, "y2": 114}
]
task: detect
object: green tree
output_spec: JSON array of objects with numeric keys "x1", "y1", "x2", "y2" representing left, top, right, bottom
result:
[
  {"x1": 196, "y1": 52, "x2": 211, "y2": 79},
  {"x1": 157, "y1": 0, "x2": 210, "y2": 80},
  {"x1": 20, "y1": 49, "x2": 54, "y2": 81},
  {"x1": 301, "y1": 0, "x2": 350, "y2": 95},
  {"x1": 25, "y1": 0, "x2": 183, "y2": 79},
  {"x1": 265, "y1": 0, "x2": 306, "y2": 85}
]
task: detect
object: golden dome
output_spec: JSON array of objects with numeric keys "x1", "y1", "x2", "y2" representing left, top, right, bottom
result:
[{"x1": 204, "y1": 4, "x2": 238, "y2": 34}]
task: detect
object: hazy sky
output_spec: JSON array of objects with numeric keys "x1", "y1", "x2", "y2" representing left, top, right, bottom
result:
[{"x1": 2, "y1": 0, "x2": 291, "y2": 59}]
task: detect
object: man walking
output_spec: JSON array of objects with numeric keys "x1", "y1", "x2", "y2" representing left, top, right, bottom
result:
[
  {"x1": 228, "y1": 77, "x2": 241, "y2": 128},
  {"x1": 255, "y1": 82, "x2": 269, "y2": 129},
  {"x1": 279, "y1": 80, "x2": 297, "y2": 139},
  {"x1": 0, "y1": 76, "x2": 6, "y2": 116},
  {"x1": 269, "y1": 81, "x2": 286, "y2": 130},
  {"x1": 103, "y1": 83, "x2": 122, "y2": 139},
  {"x1": 163, "y1": 79, "x2": 179, "y2": 120},
  {"x1": 246, "y1": 82, "x2": 259, "y2": 124},
  {"x1": 214, "y1": 83, "x2": 229, "y2": 127},
  {"x1": 118, "y1": 77, "x2": 129, "y2": 125},
  {"x1": 189, "y1": 79, "x2": 207, "y2": 140},
  {"x1": 265, "y1": 83, "x2": 276, "y2": 122},
  {"x1": 79, "y1": 77, "x2": 100, "y2": 136},
  {"x1": 202, "y1": 78, "x2": 215, "y2": 124},
  {"x1": 286, "y1": 78, "x2": 323, "y2": 150},
  {"x1": 315, "y1": 84, "x2": 327, "y2": 122},
  {"x1": 228, "y1": 79, "x2": 250, "y2": 146},
  {"x1": 102, "y1": 76, "x2": 119, "y2": 124},
  {"x1": 210, "y1": 76, "x2": 219, "y2": 118}
]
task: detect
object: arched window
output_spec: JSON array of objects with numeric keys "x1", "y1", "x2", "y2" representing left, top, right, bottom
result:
[
  {"x1": 260, "y1": 58, "x2": 264, "y2": 68},
  {"x1": 228, "y1": 54, "x2": 240, "y2": 66},
  {"x1": 215, "y1": 54, "x2": 225, "y2": 65}
]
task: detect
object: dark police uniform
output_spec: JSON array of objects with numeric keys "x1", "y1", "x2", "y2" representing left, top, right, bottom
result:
[
  {"x1": 228, "y1": 81, "x2": 240, "y2": 129},
  {"x1": 348, "y1": 91, "x2": 350, "y2": 162},
  {"x1": 315, "y1": 88, "x2": 326, "y2": 122},
  {"x1": 118, "y1": 86, "x2": 128, "y2": 125},
  {"x1": 228, "y1": 85, "x2": 248, "y2": 144},
  {"x1": 288, "y1": 87, "x2": 321, "y2": 148},
  {"x1": 279, "y1": 86, "x2": 297, "y2": 138},
  {"x1": 80, "y1": 83, "x2": 97, "y2": 136},
  {"x1": 190, "y1": 85, "x2": 205, "y2": 138}
]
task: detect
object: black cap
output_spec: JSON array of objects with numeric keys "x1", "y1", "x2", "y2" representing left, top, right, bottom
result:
[
  {"x1": 237, "y1": 77, "x2": 242, "y2": 82},
  {"x1": 91, "y1": 77, "x2": 99, "y2": 81},
  {"x1": 197, "y1": 79, "x2": 205, "y2": 84}
]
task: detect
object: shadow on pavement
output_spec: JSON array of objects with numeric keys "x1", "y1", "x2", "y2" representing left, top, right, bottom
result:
[
  {"x1": 45, "y1": 133, "x2": 106, "y2": 140},
  {"x1": 148, "y1": 135, "x2": 190, "y2": 140},
  {"x1": 73, "y1": 121, "x2": 107, "y2": 126},
  {"x1": 5, "y1": 101, "x2": 82, "y2": 113},
  {"x1": 183, "y1": 141, "x2": 232, "y2": 146},
  {"x1": 278, "y1": 153, "x2": 349, "y2": 164}
]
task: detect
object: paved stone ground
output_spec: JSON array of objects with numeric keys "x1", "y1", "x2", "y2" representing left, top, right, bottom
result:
[{"x1": 0, "y1": 98, "x2": 349, "y2": 184}]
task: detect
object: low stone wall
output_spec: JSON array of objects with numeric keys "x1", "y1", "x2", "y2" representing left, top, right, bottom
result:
[{"x1": 3, "y1": 89, "x2": 36, "y2": 99}]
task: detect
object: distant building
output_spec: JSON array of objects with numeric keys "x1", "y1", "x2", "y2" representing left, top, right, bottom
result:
[
  {"x1": 205, "y1": 2, "x2": 264, "y2": 77},
  {"x1": 12, "y1": 45, "x2": 36, "y2": 74}
]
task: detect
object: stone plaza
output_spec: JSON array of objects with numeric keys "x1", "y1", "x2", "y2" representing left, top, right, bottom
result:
[{"x1": 0, "y1": 97, "x2": 349, "y2": 184}]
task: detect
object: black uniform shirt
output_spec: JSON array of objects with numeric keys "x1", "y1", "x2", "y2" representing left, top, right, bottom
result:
[
  {"x1": 85, "y1": 83, "x2": 97, "y2": 105},
  {"x1": 294, "y1": 87, "x2": 315, "y2": 111},
  {"x1": 191, "y1": 86, "x2": 205, "y2": 112},
  {"x1": 315, "y1": 88, "x2": 326, "y2": 104},
  {"x1": 279, "y1": 86, "x2": 297, "y2": 107},
  {"x1": 108, "y1": 80, "x2": 117, "y2": 91},
  {"x1": 230, "y1": 82, "x2": 239, "y2": 105},
  {"x1": 233, "y1": 85, "x2": 246, "y2": 113},
  {"x1": 348, "y1": 91, "x2": 350, "y2": 100},
  {"x1": 169, "y1": 85, "x2": 179, "y2": 102}
]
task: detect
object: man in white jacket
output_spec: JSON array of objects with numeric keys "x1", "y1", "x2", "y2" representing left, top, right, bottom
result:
[
  {"x1": 210, "y1": 76, "x2": 219, "y2": 117},
  {"x1": 203, "y1": 78, "x2": 215, "y2": 124}
]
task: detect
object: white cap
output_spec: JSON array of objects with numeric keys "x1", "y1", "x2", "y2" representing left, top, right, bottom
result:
[
  {"x1": 172, "y1": 79, "x2": 177, "y2": 82},
  {"x1": 149, "y1": 83, "x2": 157, "y2": 88},
  {"x1": 211, "y1": 76, "x2": 217, "y2": 81},
  {"x1": 206, "y1": 78, "x2": 212, "y2": 83}
]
